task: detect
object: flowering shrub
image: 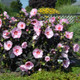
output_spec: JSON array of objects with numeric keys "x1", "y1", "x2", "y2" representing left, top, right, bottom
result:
[
  {"x1": 38, "y1": 8, "x2": 60, "y2": 14},
  {"x1": 0, "y1": 8, "x2": 79, "y2": 75}
]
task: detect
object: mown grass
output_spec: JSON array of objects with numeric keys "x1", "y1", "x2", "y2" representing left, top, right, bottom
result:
[
  {"x1": 0, "y1": 66, "x2": 80, "y2": 80},
  {"x1": 56, "y1": 5, "x2": 80, "y2": 14}
]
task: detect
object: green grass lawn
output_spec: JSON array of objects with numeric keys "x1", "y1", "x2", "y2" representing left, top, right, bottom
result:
[
  {"x1": 0, "y1": 67, "x2": 80, "y2": 80},
  {"x1": 0, "y1": 61, "x2": 80, "y2": 80}
]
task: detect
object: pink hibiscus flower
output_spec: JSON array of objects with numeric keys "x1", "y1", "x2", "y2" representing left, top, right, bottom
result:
[
  {"x1": 0, "y1": 19, "x2": 2, "y2": 28},
  {"x1": 51, "y1": 49, "x2": 56, "y2": 54},
  {"x1": 25, "y1": 61, "x2": 34, "y2": 70},
  {"x1": 33, "y1": 34, "x2": 38, "y2": 40},
  {"x1": 63, "y1": 45, "x2": 70, "y2": 53},
  {"x1": 11, "y1": 17, "x2": 17, "y2": 22},
  {"x1": 60, "y1": 19, "x2": 69, "y2": 24},
  {"x1": 21, "y1": 42, "x2": 27, "y2": 49},
  {"x1": 2, "y1": 30, "x2": 10, "y2": 39},
  {"x1": 57, "y1": 43, "x2": 63, "y2": 48},
  {"x1": 3, "y1": 11, "x2": 9, "y2": 19},
  {"x1": 21, "y1": 8, "x2": 26, "y2": 13},
  {"x1": 4, "y1": 40, "x2": 13, "y2": 51},
  {"x1": 65, "y1": 31, "x2": 73, "y2": 39},
  {"x1": 62, "y1": 53, "x2": 68, "y2": 59},
  {"x1": 34, "y1": 26, "x2": 41, "y2": 36},
  {"x1": 63, "y1": 59, "x2": 70, "y2": 68},
  {"x1": 45, "y1": 56, "x2": 50, "y2": 62},
  {"x1": 20, "y1": 65, "x2": 28, "y2": 72},
  {"x1": 55, "y1": 24, "x2": 63, "y2": 31},
  {"x1": 33, "y1": 48, "x2": 43, "y2": 58},
  {"x1": 13, "y1": 46, "x2": 22, "y2": 56},
  {"x1": 45, "y1": 27, "x2": 54, "y2": 39},
  {"x1": 49, "y1": 17, "x2": 55, "y2": 23},
  {"x1": 21, "y1": 8, "x2": 28, "y2": 16},
  {"x1": 31, "y1": 19, "x2": 39, "y2": 26},
  {"x1": 73, "y1": 44, "x2": 79, "y2": 52},
  {"x1": 17, "y1": 22, "x2": 26, "y2": 29},
  {"x1": 11, "y1": 27, "x2": 22, "y2": 39},
  {"x1": 30, "y1": 8, "x2": 37, "y2": 17}
]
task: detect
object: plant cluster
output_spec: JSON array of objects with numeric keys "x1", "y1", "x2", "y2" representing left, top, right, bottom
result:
[
  {"x1": 0, "y1": 8, "x2": 79, "y2": 75},
  {"x1": 38, "y1": 8, "x2": 60, "y2": 14}
]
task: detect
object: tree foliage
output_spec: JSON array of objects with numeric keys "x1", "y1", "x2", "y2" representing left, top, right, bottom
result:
[
  {"x1": 29, "y1": 0, "x2": 56, "y2": 8},
  {"x1": 10, "y1": 0, "x2": 22, "y2": 12}
]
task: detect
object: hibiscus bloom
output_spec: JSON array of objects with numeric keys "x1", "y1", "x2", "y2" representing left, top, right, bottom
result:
[
  {"x1": 3, "y1": 11, "x2": 9, "y2": 19},
  {"x1": 0, "y1": 19, "x2": 2, "y2": 28},
  {"x1": 60, "y1": 19, "x2": 69, "y2": 24},
  {"x1": 39, "y1": 21, "x2": 43, "y2": 27},
  {"x1": 57, "y1": 43, "x2": 63, "y2": 48},
  {"x1": 63, "y1": 45, "x2": 70, "y2": 53},
  {"x1": 11, "y1": 17, "x2": 17, "y2": 22},
  {"x1": 33, "y1": 48, "x2": 43, "y2": 58},
  {"x1": 45, "y1": 56, "x2": 50, "y2": 62},
  {"x1": 34, "y1": 26, "x2": 41, "y2": 36},
  {"x1": 45, "y1": 27, "x2": 54, "y2": 39},
  {"x1": 21, "y1": 42, "x2": 27, "y2": 49},
  {"x1": 31, "y1": 19, "x2": 39, "y2": 26},
  {"x1": 62, "y1": 53, "x2": 68, "y2": 59},
  {"x1": 4, "y1": 40, "x2": 13, "y2": 51},
  {"x1": 17, "y1": 22, "x2": 26, "y2": 29},
  {"x1": 30, "y1": 8, "x2": 37, "y2": 17},
  {"x1": 55, "y1": 24, "x2": 63, "y2": 31},
  {"x1": 33, "y1": 34, "x2": 38, "y2": 40},
  {"x1": 21, "y1": 8, "x2": 26, "y2": 13},
  {"x1": 2, "y1": 30, "x2": 10, "y2": 39},
  {"x1": 20, "y1": 65, "x2": 28, "y2": 72},
  {"x1": 65, "y1": 31, "x2": 73, "y2": 39},
  {"x1": 63, "y1": 59, "x2": 70, "y2": 68},
  {"x1": 73, "y1": 44, "x2": 79, "y2": 52},
  {"x1": 49, "y1": 17, "x2": 55, "y2": 23},
  {"x1": 51, "y1": 49, "x2": 56, "y2": 54},
  {"x1": 25, "y1": 61, "x2": 34, "y2": 70},
  {"x1": 11, "y1": 27, "x2": 22, "y2": 39},
  {"x1": 13, "y1": 46, "x2": 22, "y2": 56},
  {"x1": 21, "y1": 8, "x2": 28, "y2": 16}
]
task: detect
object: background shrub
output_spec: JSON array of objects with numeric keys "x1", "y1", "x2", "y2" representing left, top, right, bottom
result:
[
  {"x1": 0, "y1": 3, "x2": 18, "y2": 17},
  {"x1": 25, "y1": 6, "x2": 32, "y2": 12},
  {"x1": 10, "y1": 0, "x2": 22, "y2": 13},
  {"x1": 29, "y1": 0, "x2": 56, "y2": 8}
]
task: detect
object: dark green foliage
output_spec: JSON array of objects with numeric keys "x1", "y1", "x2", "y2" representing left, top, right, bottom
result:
[
  {"x1": 0, "y1": 3, "x2": 18, "y2": 16},
  {"x1": 29, "y1": 0, "x2": 56, "y2": 8},
  {"x1": 0, "y1": 3, "x2": 11, "y2": 14},
  {"x1": 71, "y1": 0, "x2": 76, "y2": 3},
  {"x1": 10, "y1": 0, "x2": 22, "y2": 12},
  {"x1": 25, "y1": 6, "x2": 32, "y2": 12}
]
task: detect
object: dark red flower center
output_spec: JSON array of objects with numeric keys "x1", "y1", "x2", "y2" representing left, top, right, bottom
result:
[
  {"x1": 15, "y1": 49, "x2": 19, "y2": 53},
  {"x1": 14, "y1": 31, "x2": 18, "y2": 35},
  {"x1": 36, "y1": 51, "x2": 40, "y2": 54},
  {"x1": 21, "y1": 24, "x2": 23, "y2": 27}
]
